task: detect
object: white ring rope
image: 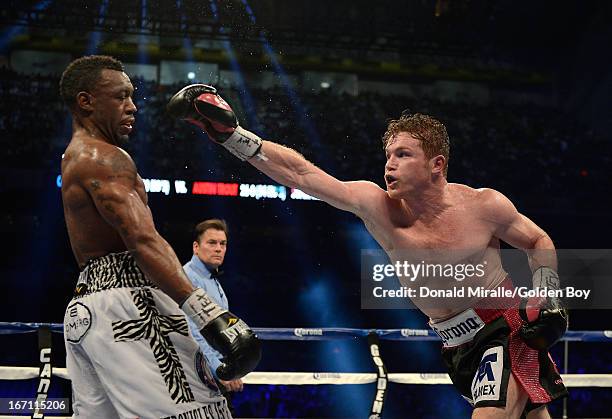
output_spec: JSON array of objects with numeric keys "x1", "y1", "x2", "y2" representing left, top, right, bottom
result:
[
  {"x1": 1, "y1": 325, "x2": 609, "y2": 418},
  {"x1": 0, "y1": 366, "x2": 609, "y2": 387}
]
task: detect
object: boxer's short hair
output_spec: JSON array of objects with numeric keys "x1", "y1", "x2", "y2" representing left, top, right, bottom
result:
[
  {"x1": 60, "y1": 55, "x2": 124, "y2": 110},
  {"x1": 194, "y1": 219, "x2": 229, "y2": 243},
  {"x1": 382, "y1": 112, "x2": 450, "y2": 177}
]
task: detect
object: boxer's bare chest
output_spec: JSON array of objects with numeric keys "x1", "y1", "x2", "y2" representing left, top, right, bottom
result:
[
  {"x1": 392, "y1": 210, "x2": 492, "y2": 251},
  {"x1": 364, "y1": 189, "x2": 494, "y2": 253}
]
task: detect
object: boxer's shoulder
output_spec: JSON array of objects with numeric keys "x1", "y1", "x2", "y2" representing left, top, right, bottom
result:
[
  {"x1": 475, "y1": 187, "x2": 514, "y2": 211},
  {"x1": 68, "y1": 138, "x2": 137, "y2": 183},
  {"x1": 335, "y1": 180, "x2": 387, "y2": 215},
  {"x1": 468, "y1": 187, "x2": 518, "y2": 226},
  {"x1": 349, "y1": 180, "x2": 386, "y2": 198},
  {"x1": 446, "y1": 184, "x2": 507, "y2": 209},
  {"x1": 447, "y1": 182, "x2": 481, "y2": 199}
]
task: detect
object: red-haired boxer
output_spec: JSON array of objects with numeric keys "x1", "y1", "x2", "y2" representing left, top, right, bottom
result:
[{"x1": 168, "y1": 84, "x2": 568, "y2": 419}]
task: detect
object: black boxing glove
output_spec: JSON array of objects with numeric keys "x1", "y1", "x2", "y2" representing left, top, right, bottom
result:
[
  {"x1": 167, "y1": 84, "x2": 263, "y2": 160},
  {"x1": 181, "y1": 288, "x2": 261, "y2": 380},
  {"x1": 519, "y1": 267, "x2": 568, "y2": 350}
]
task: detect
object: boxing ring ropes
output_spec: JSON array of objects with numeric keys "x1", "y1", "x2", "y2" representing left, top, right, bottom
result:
[{"x1": 0, "y1": 323, "x2": 610, "y2": 418}]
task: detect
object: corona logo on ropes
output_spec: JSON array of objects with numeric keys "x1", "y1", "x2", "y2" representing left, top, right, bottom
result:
[
  {"x1": 313, "y1": 372, "x2": 341, "y2": 380},
  {"x1": 400, "y1": 329, "x2": 429, "y2": 337},
  {"x1": 293, "y1": 328, "x2": 323, "y2": 337}
]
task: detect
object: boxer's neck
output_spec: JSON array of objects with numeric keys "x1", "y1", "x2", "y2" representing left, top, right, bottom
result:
[{"x1": 401, "y1": 180, "x2": 448, "y2": 222}]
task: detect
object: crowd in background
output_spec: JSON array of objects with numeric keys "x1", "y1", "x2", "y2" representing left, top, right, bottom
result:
[
  {"x1": 1, "y1": 68, "x2": 611, "y2": 417},
  {"x1": 1, "y1": 69, "x2": 608, "y2": 214}
]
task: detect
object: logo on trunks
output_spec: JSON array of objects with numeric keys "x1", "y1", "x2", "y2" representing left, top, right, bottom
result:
[
  {"x1": 434, "y1": 316, "x2": 483, "y2": 346},
  {"x1": 294, "y1": 328, "x2": 323, "y2": 337},
  {"x1": 194, "y1": 350, "x2": 219, "y2": 393},
  {"x1": 159, "y1": 399, "x2": 229, "y2": 419},
  {"x1": 471, "y1": 346, "x2": 504, "y2": 404},
  {"x1": 64, "y1": 302, "x2": 92, "y2": 343}
]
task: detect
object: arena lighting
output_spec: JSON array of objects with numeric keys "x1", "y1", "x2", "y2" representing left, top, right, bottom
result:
[
  {"x1": 236, "y1": 0, "x2": 328, "y2": 159},
  {"x1": 187, "y1": 71, "x2": 195, "y2": 80},
  {"x1": 208, "y1": 0, "x2": 219, "y2": 21},
  {"x1": 345, "y1": 222, "x2": 436, "y2": 375},
  {"x1": 86, "y1": 0, "x2": 109, "y2": 53},
  {"x1": 237, "y1": 12, "x2": 365, "y2": 414},
  {"x1": 177, "y1": 1, "x2": 195, "y2": 64},
  {"x1": 237, "y1": 13, "x2": 362, "y2": 412},
  {"x1": 297, "y1": 277, "x2": 371, "y2": 417},
  {"x1": 192, "y1": 181, "x2": 239, "y2": 196},
  {"x1": 202, "y1": 0, "x2": 261, "y2": 132},
  {"x1": 0, "y1": 0, "x2": 51, "y2": 53},
  {"x1": 239, "y1": 0, "x2": 257, "y2": 24},
  {"x1": 53, "y1": 174, "x2": 316, "y2": 201},
  {"x1": 136, "y1": 0, "x2": 149, "y2": 65},
  {"x1": 221, "y1": 40, "x2": 263, "y2": 133}
]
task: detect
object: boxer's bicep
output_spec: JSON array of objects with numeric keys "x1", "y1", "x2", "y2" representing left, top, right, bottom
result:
[
  {"x1": 81, "y1": 151, "x2": 157, "y2": 244},
  {"x1": 252, "y1": 141, "x2": 381, "y2": 215},
  {"x1": 89, "y1": 179, "x2": 156, "y2": 241},
  {"x1": 481, "y1": 188, "x2": 547, "y2": 249},
  {"x1": 500, "y1": 213, "x2": 548, "y2": 250},
  {"x1": 298, "y1": 168, "x2": 378, "y2": 214}
]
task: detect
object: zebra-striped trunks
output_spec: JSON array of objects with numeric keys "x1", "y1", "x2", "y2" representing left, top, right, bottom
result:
[{"x1": 64, "y1": 251, "x2": 232, "y2": 419}]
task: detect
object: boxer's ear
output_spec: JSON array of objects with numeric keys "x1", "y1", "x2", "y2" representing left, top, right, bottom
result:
[
  {"x1": 430, "y1": 155, "x2": 446, "y2": 175},
  {"x1": 76, "y1": 91, "x2": 94, "y2": 112}
]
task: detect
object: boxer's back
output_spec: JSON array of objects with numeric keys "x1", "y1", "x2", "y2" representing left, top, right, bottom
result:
[{"x1": 61, "y1": 134, "x2": 147, "y2": 268}]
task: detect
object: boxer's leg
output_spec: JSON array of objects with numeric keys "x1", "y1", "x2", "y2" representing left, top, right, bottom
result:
[
  {"x1": 64, "y1": 303, "x2": 119, "y2": 418},
  {"x1": 526, "y1": 405, "x2": 551, "y2": 419},
  {"x1": 80, "y1": 287, "x2": 230, "y2": 418},
  {"x1": 472, "y1": 374, "x2": 528, "y2": 419}
]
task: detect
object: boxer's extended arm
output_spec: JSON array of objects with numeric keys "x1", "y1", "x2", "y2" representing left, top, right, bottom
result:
[
  {"x1": 167, "y1": 84, "x2": 383, "y2": 217},
  {"x1": 80, "y1": 145, "x2": 194, "y2": 303},
  {"x1": 250, "y1": 141, "x2": 380, "y2": 215}
]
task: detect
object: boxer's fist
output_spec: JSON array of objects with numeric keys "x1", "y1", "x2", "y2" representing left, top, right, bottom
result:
[
  {"x1": 201, "y1": 312, "x2": 261, "y2": 381},
  {"x1": 181, "y1": 288, "x2": 261, "y2": 380},
  {"x1": 167, "y1": 84, "x2": 262, "y2": 160},
  {"x1": 167, "y1": 84, "x2": 236, "y2": 141},
  {"x1": 519, "y1": 267, "x2": 568, "y2": 350},
  {"x1": 519, "y1": 297, "x2": 568, "y2": 350}
]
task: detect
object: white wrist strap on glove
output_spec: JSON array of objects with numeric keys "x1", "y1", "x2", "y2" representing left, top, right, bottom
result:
[
  {"x1": 180, "y1": 288, "x2": 227, "y2": 329},
  {"x1": 222, "y1": 126, "x2": 263, "y2": 161},
  {"x1": 532, "y1": 266, "x2": 560, "y2": 290}
]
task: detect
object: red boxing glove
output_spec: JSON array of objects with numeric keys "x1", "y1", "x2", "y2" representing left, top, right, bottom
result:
[
  {"x1": 167, "y1": 84, "x2": 263, "y2": 160},
  {"x1": 519, "y1": 267, "x2": 568, "y2": 350}
]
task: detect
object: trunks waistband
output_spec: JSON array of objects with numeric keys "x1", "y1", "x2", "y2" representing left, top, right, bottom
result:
[
  {"x1": 429, "y1": 308, "x2": 486, "y2": 347},
  {"x1": 430, "y1": 276, "x2": 519, "y2": 348},
  {"x1": 74, "y1": 251, "x2": 152, "y2": 298}
]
